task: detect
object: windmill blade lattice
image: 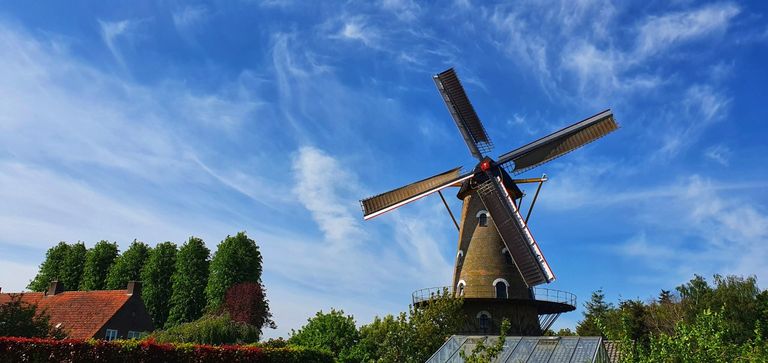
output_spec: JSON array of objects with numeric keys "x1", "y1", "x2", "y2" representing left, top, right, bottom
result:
[
  {"x1": 475, "y1": 177, "x2": 554, "y2": 287},
  {"x1": 497, "y1": 109, "x2": 618, "y2": 174},
  {"x1": 433, "y1": 68, "x2": 493, "y2": 160},
  {"x1": 361, "y1": 167, "x2": 473, "y2": 220}
]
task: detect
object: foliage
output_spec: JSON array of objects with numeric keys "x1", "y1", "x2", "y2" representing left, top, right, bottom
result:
[
  {"x1": 627, "y1": 309, "x2": 738, "y2": 363},
  {"x1": 224, "y1": 282, "x2": 275, "y2": 332},
  {"x1": 677, "y1": 274, "x2": 763, "y2": 344},
  {"x1": 289, "y1": 309, "x2": 359, "y2": 362},
  {"x1": 151, "y1": 314, "x2": 261, "y2": 345},
  {"x1": 27, "y1": 242, "x2": 70, "y2": 291},
  {"x1": 354, "y1": 289, "x2": 465, "y2": 363},
  {"x1": 459, "y1": 319, "x2": 510, "y2": 363},
  {"x1": 0, "y1": 294, "x2": 62, "y2": 338},
  {"x1": 140, "y1": 241, "x2": 177, "y2": 328},
  {"x1": 205, "y1": 232, "x2": 264, "y2": 312},
  {"x1": 79, "y1": 240, "x2": 119, "y2": 290},
  {"x1": 60, "y1": 242, "x2": 87, "y2": 293},
  {"x1": 578, "y1": 274, "x2": 768, "y2": 362},
  {"x1": 167, "y1": 237, "x2": 210, "y2": 327},
  {"x1": 0, "y1": 336, "x2": 334, "y2": 363},
  {"x1": 105, "y1": 240, "x2": 150, "y2": 290},
  {"x1": 576, "y1": 289, "x2": 614, "y2": 337}
]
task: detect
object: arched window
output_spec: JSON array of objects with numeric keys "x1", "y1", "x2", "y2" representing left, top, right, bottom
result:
[
  {"x1": 501, "y1": 248, "x2": 513, "y2": 265},
  {"x1": 456, "y1": 250, "x2": 464, "y2": 266},
  {"x1": 493, "y1": 278, "x2": 509, "y2": 299},
  {"x1": 476, "y1": 311, "x2": 491, "y2": 333},
  {"x1": 476, "y1": 210, "x2": 489, "y2": 227},
  {"x1": 457, "y1": 281, "x2": 466, "y2": 297}
]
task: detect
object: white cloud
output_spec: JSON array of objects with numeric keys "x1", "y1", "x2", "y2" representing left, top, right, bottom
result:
[
  {"x1": 635, "y1": 3, "x2": 740, "y2": 58},
  {"x1": 379, "y1": 0, "x2": 421, "y2": 22},
  {"x1": 172, "y1": 5, "x2": 208, "y2": 29},
  {"x1": 98, "y1": 19, "x2": 135, "y2": 68},
  {"x1": 704, "y1": 145, "x2": 731, "y2": 166},
  {"x1": 172, "y1": 5, "x2": 209, "y2": 43},
  {"x1": 330, "y1": 17, "x2": 383, "y2": 49},
  {"x1": 659, "y1": 84, "x2": 731, "y2": 157},
  {"x1": 292, "y1": 146, "x2": 365, "y2": 248}
]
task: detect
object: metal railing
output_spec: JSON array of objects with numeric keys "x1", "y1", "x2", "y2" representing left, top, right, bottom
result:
[{"x1": 412, "y1": 286, "x2": 576, "y2": 307}]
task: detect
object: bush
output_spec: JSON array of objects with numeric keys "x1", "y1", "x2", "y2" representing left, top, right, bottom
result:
[
  {"x1": 0, "y1": 336, "x2": 334, "y2": 363},
  {"x1": 151, "y1": 314, "x2": 261, "y2": 345},
  {"x1": 0, "y1": 294, "x2": 62, "y2": 338}
]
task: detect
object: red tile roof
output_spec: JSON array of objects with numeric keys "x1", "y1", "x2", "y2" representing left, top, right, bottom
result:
[{"x1": 0, "y1": 290, "x2": 132, "y2": 339}]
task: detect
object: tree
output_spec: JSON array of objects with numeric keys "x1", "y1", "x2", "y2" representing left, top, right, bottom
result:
[
  {"x1": 354, "y1": 290, "x2": 465, "y2": 363},
  {"x1": 224, "y1": 282, "x2": 274, "y2": 332},
  {"x1": 166, "y1": 237, "x2": 210, "y2": 327},
  {"x1": 60, "y1": 242, "x2": 87, "y2": 292},
  {"x1": 677, "y1": 274, "x2": 763, "y2": 344},
  {"x1": 27, "y1": 242, "x2": 70, "y2": 291},
  {"x1": 79, "y1": 241, "x2": 119, "y2": 290},
  {"x1": 576, "y1": 289, "x2": 614, "y2": 337},
  {"x1": 205, "y1": 232, "x2": 263, "y2": 311},
  {"x1": 289, "y1": 309, "x2": 359, "y2": 362},
  {"x1": 105, "y1": 240, "x2": 150, "y2": 289},
  {"x1": 140, "y1": 241, "x2": 177, "y2": 328},
  {"x1": 0, "y1": 294, "x2": 61, "y2": 338}
]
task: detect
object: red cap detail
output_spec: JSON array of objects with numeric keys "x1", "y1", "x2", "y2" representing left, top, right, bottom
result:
[{"x1": 480, "y1": 160, "x2": 491, "y2": 171}]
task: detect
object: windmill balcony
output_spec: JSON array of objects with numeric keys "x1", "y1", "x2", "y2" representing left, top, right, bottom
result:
[{"x1": 412, "y1": 286, "x2": 576, "y2": 307}]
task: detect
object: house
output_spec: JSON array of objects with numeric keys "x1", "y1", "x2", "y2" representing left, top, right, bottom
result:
[{"x1": 0, "y1": 281, "x2": 154, "y2": 340}]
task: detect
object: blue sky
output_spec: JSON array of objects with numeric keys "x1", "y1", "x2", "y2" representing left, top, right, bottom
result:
[{"x1": 0, "y1": 0, "x2": 766, "y2": 338}]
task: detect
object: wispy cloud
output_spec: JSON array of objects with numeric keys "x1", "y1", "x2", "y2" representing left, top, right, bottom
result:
[
  {"x1": 635, "y1": 3, "x2": 740, "y2": 58},
  {"x1": 704, "y1": 145, "x2": 731, "y2": 166},
  {"x1": 333, "y1": 17, "x2": 382, "y2": 48},
  {"x1": 378, "y1": 0, "x2": 421, "y2": 22},
  {"x1": 98, "y1": 19, "x2": 136, "y2": 68},
  {"x1": 172, "y1": 5, "x2": 209, "y2": 43}
]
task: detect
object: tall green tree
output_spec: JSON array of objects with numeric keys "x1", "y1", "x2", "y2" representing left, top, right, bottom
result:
[
  {"x1": 27, "y1": 242, "x2": 70, "y2": 291},
  {"x1": 576, "y1": 289, "x2": 614, "y2": 336},
  {"x1": 166, "y1": 237, "x2": 210, "y2": 327},
  {"x1": 140, "y1": 241, "x2": 178, "y2": 328},
  {"x1": 79, "y1": 240, "x2": 119, "y2": 290},
  {"x1": 105, "y1": 240, "x2": 150, "y2": 289},
  {"x1": 205, "y1": 232, "x2": 263, "y2": 311},
  {"x1": 289, "y1": 309, "x2": 359, "y2": 362},
  {"x1": 60, "y1": 242, "x2": 87, "y2": 292}
]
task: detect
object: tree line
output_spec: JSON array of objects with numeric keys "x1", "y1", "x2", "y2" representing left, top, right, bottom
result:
[
  {"x1": 26, "y1": 232, "x2": 271, "y2": 331},
  {"x1": 573, "y1": 274, "x2": 768, "y2": 361}
]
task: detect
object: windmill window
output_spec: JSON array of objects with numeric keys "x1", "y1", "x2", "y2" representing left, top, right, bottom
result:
[
  {"x1": 457, "y1": 250, "x2": 464, "y2": 266},
  {"x1": 501, "y1": 248, "x2": 513, "y2": 265},
  {"x1": 476, "y1": 311, "x2": 491, "y2": 333},
  {"x1": 493, "y1": 278, "x2": 509, "y2": 299},
  {"x1": 476, "y1": 210, "x2": 489, "y2": 227},
  {"x1": 457, "y1": 281, "x2": 466, "y2": 296}
]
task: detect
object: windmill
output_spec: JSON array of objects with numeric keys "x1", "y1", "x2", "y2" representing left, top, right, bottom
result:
[{"x1": 360, "y1": 68, "x2": 618, "y2": 335}]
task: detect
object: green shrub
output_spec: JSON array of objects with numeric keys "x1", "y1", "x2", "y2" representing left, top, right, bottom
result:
[{"x1": 152, "y1": 314, "x2": 261, "y2": 345}]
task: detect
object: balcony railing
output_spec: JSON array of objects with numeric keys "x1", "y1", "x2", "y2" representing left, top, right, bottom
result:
[{"x1": 412, "y1": 286, "x2": 576, "y2": 307}]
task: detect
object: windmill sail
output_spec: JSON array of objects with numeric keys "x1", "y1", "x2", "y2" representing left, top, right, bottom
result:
[
  {"x1": 361, "y1": 167, "x2": 473, "y2": 220},
  {"x1": 497, "y1": 109, "x2": 618, "y2": 174},
  {"x1": 476, "y1": 176, "x2": 554, "y2": 287},
  {"x1": 433, "y1": 68, "x2": 493, "y2": 160}
]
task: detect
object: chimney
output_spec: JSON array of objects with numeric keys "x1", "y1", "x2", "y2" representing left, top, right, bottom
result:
[
  {"x1": 126, "y1": 281, "x2": 141, "y2": 297},
  {"x1": 47, "y1": 281, "x2": 64, "y2": 296}
]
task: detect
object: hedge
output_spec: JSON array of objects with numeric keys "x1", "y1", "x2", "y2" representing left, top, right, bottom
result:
[{"x1": 0, "y1": 337, "x2": 334, "y2": 363}]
